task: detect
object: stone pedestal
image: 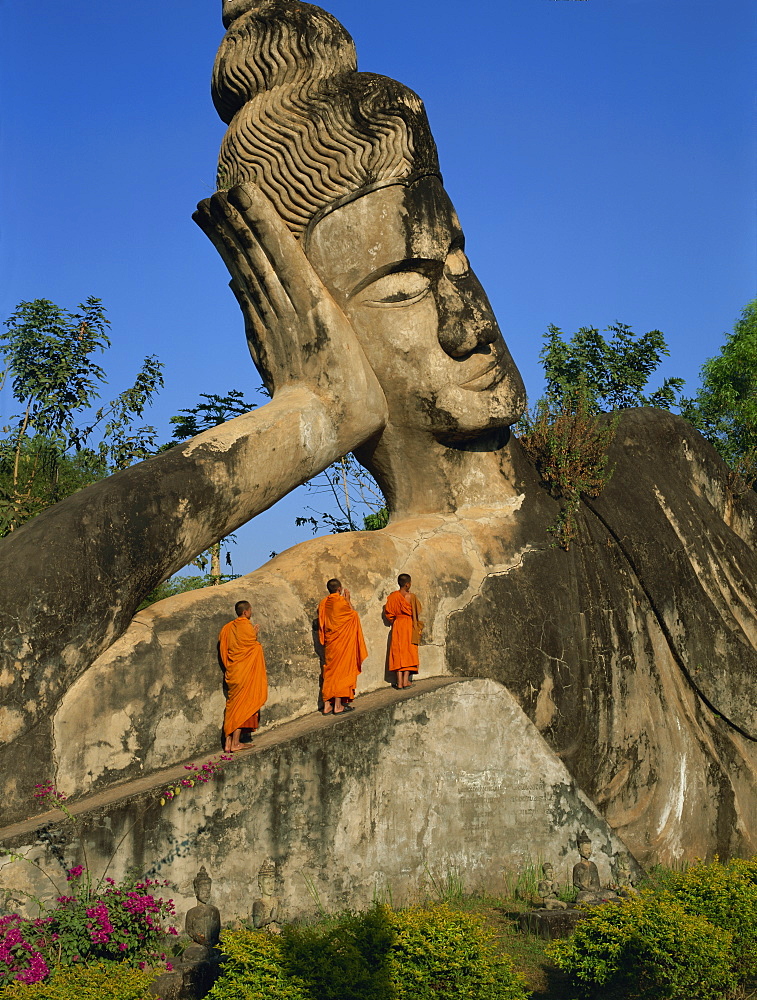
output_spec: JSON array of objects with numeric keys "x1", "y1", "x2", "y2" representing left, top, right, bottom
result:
[
  {"x1": 518, "y1": 908, "x2": 588, "y2": 939},
  {"x1": 148, "y1": 945, "x2": 221, "y2": 1000}
]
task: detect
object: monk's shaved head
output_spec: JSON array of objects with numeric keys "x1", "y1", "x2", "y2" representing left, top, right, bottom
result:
[
  {"x1": 235, "y1": 600, "x2": 252, "y2": 617},
  {"x1": 326, "y1": 578, "x2": 342, "y2": 594},
  {"x1": 398, "y1": 574, "x2": 411, "y2": 588}
]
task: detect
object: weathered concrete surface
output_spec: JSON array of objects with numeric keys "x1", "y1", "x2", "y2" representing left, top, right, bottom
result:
[
  {"x1": 1, "y1": 0, "x2": 756, "y2": 884},
  {"x1": 445, "y1": 411, "x2": 757, "y2": 864},
  {"x1": 0, "y1": 678, "x2": 637, "y2": 921},
  {"x1": 33, "y1": 412, "x2": 757, "y2": 869}
]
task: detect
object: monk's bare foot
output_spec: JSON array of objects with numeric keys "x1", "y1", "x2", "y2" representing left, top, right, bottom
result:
[
  {"x1": 322, "y1": 702, "x2": 333, "y2": 715},
  {"x1": 230, "y1": 743, "x2": 247, "y2": 752}
]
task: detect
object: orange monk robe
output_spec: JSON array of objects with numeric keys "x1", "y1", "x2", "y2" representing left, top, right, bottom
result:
[
  {"x1": 318, "y1": 594, "x2": 367, "y2": 702},
  {"x1": 219, "y1": 616, "x2": 268, "y2": 735},
  {"x1": 384, "y1": 590, "x2": 420, "y2": 673}
]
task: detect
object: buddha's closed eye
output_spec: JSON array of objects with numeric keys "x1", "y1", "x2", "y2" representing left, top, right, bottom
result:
[
  {"x1": 357, "y1": 270, "x2": 432, "y2": 308},
  {"x1": 355, "y1": 249, "x2": 471, "y2": 308}
]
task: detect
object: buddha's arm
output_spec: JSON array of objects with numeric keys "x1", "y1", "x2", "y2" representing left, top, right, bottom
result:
[{"x1": 0, "y1": 184, "x2": 387, "y2": 739}]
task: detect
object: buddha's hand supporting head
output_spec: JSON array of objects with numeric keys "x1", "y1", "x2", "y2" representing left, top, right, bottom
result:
[{"x1": 193, "y1": 183, "x2": 387, "y2": 439}]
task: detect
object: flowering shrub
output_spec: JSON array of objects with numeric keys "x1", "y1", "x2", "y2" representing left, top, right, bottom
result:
[
  {"x1": 1, "y1": 779, "x2": 185, "y2": 987},
  {"x1": 0, "y1": 916, "x2": 54, "y2": 987},
  {"x1": 49, "y1": 871, "x2": 177, "y2": 968},
  {"x1": 0, "y1": 873, "x2": 177, "y2": 987},
  {"x1": 31, "y1": 785, "x2": 66, "y2": 805},
  {"x1": 158, "y1": 754, "x2": 232, "y2": 806},
  {"x1": 548, "y1": 892, "x2": 738, "y2": 999},
  {"x1": 0, "y1": 961, "x2": 156, "y2": 998}
]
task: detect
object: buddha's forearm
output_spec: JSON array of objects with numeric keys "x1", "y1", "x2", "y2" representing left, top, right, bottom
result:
[{"x1": 0, "y1": 386, "x2": 382, "y2": 741}]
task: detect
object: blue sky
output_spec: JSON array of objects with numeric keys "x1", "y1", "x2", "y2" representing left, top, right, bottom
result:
[{"x1": 1, "y1": 0, "x2": 755, "y2": 573}]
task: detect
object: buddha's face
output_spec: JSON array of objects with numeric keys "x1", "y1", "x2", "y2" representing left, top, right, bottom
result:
[
  {"x1": 259, "y1": 873, "x2": 275, "y2": 896},
  {"x1": 579, "y1": 842, "x2": 593, "y2": 861},
  {"x1": 305, "y1": 176, "x2": 526, "y2": 444}
]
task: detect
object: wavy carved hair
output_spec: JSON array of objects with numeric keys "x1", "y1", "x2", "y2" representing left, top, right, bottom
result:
[{"x1": 213, "y1": 0, "x2": 440, "y2": 237}]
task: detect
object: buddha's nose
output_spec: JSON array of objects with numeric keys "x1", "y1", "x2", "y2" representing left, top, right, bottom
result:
[{"x1": 436, "y1": 270, "x2": 500, "y2": 358}]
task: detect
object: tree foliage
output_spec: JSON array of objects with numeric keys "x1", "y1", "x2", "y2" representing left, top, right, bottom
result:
[
  {"x1": 517, "y1": 319, "x2": 683, "y2": 549},
  {"x1": 0, "y1": 298, "x2": 163, "y2": 535},
  {"x1": 168, "y1": 389, "x2": 255, "y2": 442},
  {"x1": 518, "y1": 390, "x2": 618, "y2": 549},
  {"x1": 681, "y1": 299, "x2": 757, "y2": 472},
  {"x1": 295, "y1": 454, "x2": 388, "y2": 534},
  {"x1": 541, "y1": 321, "x2": 685, "y2": 411}
]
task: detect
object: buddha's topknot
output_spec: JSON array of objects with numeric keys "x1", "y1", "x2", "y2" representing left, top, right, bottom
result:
[{"x1": 212, "y1": 0, "x2": 440, "y2": 237}]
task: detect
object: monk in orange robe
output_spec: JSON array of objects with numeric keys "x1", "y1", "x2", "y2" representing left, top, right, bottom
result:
[
  {"x1": 384, "y1": 573, "x2": 423, "y2": 689},
  {"x1": 219, "y1": 600, "x2": 268, "y2": 751},
  {"x1": 318, "y1": 578, "x2": 367, "y2": 715}
]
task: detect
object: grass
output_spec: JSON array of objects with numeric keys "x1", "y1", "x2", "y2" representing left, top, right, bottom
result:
[{"x1": 447, "y1": 894, "x2": 572, "y2": 998}]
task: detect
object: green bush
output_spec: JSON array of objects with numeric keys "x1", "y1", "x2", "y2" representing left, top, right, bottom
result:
[
  {"x1": 650, "y1": 857, "x2": 757, "y2": 980},
  {"x1": 388, "y1": 903, "x2": 529, "y2": 1000},
  {"x1": 282, "y1": 906, "x2": 395, "y2": 1000},
  {"x1": 208, "y1": 903, "x2": 529, "y2": 1000},
  {"x1": 548, "y1": 893, "x2": 738, "y2": 999},
  {"x1": 517, "y1": 390, "x2": 617, "y2": 550},
  {"x1": 205, "y1": 930, "x2": 308, "y2": 1000},
  {"x1": 0, "y1": 962, "x2": 155, "y2": 999}
]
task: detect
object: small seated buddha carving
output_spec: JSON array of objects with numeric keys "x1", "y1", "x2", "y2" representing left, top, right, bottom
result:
[
  {"x1": 185, "y1": 865, "x2": 221, "y2": 949},
  {"x1": 611, "y1": 851, "x2": 638, "y2": 896},
  {"x1": 537, "y1": 862, "x2": 568, "y2": 909},
  {"x1": 572, "y1": 831, "x2": 620, "y2": 905},
  {"x1": 252, "y1": 857, "x2": 281, "y2": 934}
]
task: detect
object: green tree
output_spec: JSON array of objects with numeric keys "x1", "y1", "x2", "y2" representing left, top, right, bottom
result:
[
  {"x1": 168, "y1": 389, "x2": 255, "y2": 441},
  {"x1": 517, "y1": 319, "x2": 684, "y2": 549},
  {"x1": 0, "y1": 297, "x2": 163, "y2": 535},
  {"x1": 681, "y1": 300, "x2": 757, "y2": 474},
  {"x1": 540, "y1": 321, "x2": 685, "y2": 411},
  {"x1": 295, "y1": 453, "x2": 388, "y2": 534}
]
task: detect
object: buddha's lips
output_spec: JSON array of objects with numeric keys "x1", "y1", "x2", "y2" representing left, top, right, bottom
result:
[{"x1": 459, "y1": 356, "x2": 507, "y2": 391}]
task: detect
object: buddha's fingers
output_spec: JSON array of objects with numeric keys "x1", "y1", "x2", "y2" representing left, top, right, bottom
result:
[
  {"x1": 194, "y1": 182, "x2": 388, "y2": 438},
  {"x1": 195, "y1": 195, "x2": 309, "y2": 386},
  {"x1": 224, "y1": 185, "x2": 365, "y2": 380},
  {"x1": 211, "y1": 190, "x2": 299, "y2": 328},
  {"x1": 226, "y1": 184, "x2": 328, "y2": 322},
  {"x1": 194, "y1": 196, "x2": 285, "y2": 333}
]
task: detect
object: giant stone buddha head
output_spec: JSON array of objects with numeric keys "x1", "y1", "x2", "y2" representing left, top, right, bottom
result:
[{"x1": 210, "y1": 0, "x2": 526, "y2": 506}]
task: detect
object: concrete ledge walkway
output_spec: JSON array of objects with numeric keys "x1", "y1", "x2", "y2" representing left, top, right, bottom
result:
[{"x1": 0, "y1": 675, "x2": 463, "y2": 846}]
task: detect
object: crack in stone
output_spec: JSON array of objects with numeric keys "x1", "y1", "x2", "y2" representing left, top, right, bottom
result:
[{"x1": 582, "y1": 496, "x2": 757, "y2": 743}]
